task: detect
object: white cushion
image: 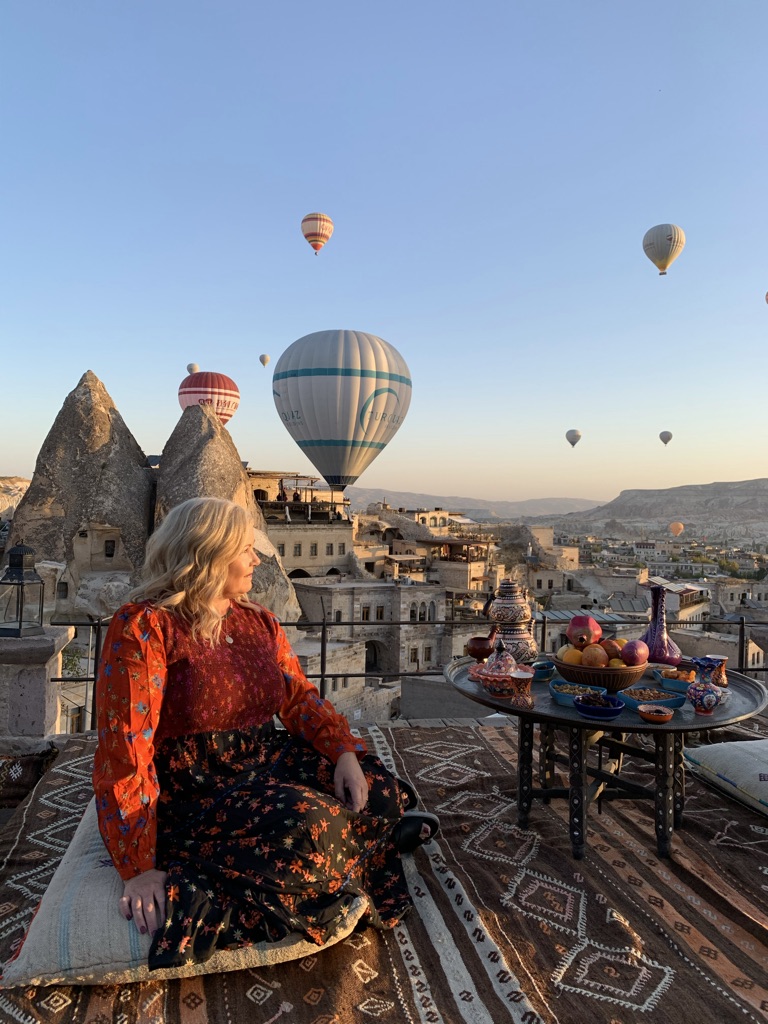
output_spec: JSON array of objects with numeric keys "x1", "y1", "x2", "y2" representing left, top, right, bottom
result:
[
  {"x1": 0, "y1": 799, "x2": 367, "y2": 987},
  {"x1": 684, "y1": 739, "x2": 768, "y2": 818}
]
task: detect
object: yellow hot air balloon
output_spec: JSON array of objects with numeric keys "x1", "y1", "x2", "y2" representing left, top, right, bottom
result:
[
  {"x1": 643, "y1": 224, "x2": 686, "y2": 275},
  {"x1": 669, "y1": 521, "x2": 684, "y2": 537},
  {"x1": 259, "y1": 354, "x2": 270, "y2": 368},
  {"x1": 301, "y1": 212, "x2": 334, "y2": 254}
]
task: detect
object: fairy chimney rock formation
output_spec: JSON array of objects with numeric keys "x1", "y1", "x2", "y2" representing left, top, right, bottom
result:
[
  {"x1": 9, "y1": 371, "x2": 153, "y2": 617},
  {"x1": 155, "y1": 405, "x2": 300, "y2": 622}
]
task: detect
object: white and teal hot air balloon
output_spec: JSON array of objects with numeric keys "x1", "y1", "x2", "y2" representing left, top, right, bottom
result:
[{"x1": 272, "y1": 330, "x2": 412, "y2": 489}]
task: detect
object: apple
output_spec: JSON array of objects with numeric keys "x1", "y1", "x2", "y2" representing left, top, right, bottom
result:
[
  {"x1": 565, "y1": 615, "x2": 603, "y2": 650},
  {"x1": 620, "y1": 639, "x2": 649, "y2": 666},
  {"x1": 600, "y1": 639, "x2": 622, "y2": 660},
  {"x1": 557, "y1": 644, "x2": 574, "y2": 660}
]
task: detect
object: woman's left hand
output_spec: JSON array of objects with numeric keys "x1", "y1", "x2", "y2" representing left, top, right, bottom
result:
[{"x1": 334, "y1": 752, "x2": 369, "y2": 812}]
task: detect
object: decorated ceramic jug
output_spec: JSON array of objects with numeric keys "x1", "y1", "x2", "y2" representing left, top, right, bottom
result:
[
  {"x1": 686, "y1": 657, "x2": 723, "y2": 715},
  {"x1": 487, "y1": 580, "x2": 539, "y2": 663}
]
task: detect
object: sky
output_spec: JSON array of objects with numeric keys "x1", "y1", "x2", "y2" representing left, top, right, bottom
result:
[{"x1": 2, "y1": 1, "x2": 767, "y2": 502}]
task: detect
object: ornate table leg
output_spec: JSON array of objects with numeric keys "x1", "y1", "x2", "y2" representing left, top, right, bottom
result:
[
  {"x1": 539, "y1": 723, "x2": 556, "y2": 801},
  {"x1": 518, "y1": 718, "x2": 534, "y2": 827},
  {"x1": 655, "y1": 733, "x2": 675, "y2": 858},
  {"x1": 568, "y1": 726, "x2": 587, "y2": 860},
  {"x1": 673, "y1": 732, "x2": 685, "y2": 828}
]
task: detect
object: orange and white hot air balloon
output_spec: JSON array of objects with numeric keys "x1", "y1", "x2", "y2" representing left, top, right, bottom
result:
[
  {"x1": 643, "y1": 224, "x2": 686, "y2": 275},
  {"x1": 301, "y1": 212, "x2": 334, "y2": 254},
  {"x1": 178, "y1": 368, "x2": 240, "y2": 425},
  {"x1": 669, "y1": 521, "x2": 684, "y2": 537}
]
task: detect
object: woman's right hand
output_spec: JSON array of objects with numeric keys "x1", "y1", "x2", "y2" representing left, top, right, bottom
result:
[{"x1": 120, "y1": 868, "x2": 168, "y2": 936}]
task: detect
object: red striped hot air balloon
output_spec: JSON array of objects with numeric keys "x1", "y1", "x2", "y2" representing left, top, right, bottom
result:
[
  {"x1": 301, "y1": 212, "x2": 334, "y2": 254},
  {"x1": 178, "y1": 369, "x2": 240, "y2": 425}
]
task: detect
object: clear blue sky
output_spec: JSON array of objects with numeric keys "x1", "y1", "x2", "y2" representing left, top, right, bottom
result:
[{"x1": 2, "y1": 1, "x2": 767, "y2": 502}]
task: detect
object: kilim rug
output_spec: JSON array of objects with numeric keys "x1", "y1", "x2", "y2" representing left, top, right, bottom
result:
[{"x1": 0, "y1": 722, "x2": 767, "y2": 1024}]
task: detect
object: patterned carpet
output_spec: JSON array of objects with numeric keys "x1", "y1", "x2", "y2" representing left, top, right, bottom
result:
[{"x1": 0, "y1": 719, "x2": 766, "y2": 1024}]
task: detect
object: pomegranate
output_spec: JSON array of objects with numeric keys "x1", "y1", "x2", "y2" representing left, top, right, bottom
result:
[{"x1": 565, "y1": 615, "x2": 603, "y2": 650}]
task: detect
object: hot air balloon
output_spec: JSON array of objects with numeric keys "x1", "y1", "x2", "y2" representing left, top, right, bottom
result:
[
  {"x1": 301, "y1": 213, "x2": 334, "y2": 254},
  {"x1": 272, "y1": 330, "x2": 412, "y2": 489},
  {"x1": 643, "y1": 224, "x2": 685, "y2": 275},
  {"x1": 178, "y1": 368, "x2": 240, "y2": 425},
  {"x1": 669, "y1": 521, "x2": 684, "y2": 537},
  {"x1": 659, "y1": 430, "x2": 673, "y2": 446},
  {"x1": 565, "y1": 429, "x2": 582, "y2": 448},
  {"x1": 259, "y1": 354, "x2": 270, "y2": 368},
  {"x1": 187, "y1": 362, "x2": 200, "y2": 374}
]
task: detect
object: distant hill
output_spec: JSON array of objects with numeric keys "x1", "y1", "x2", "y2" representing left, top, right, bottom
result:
[
  {"x1": 529, "y1": 478, "x2": 768, "y2": 544},
  {"x1": 0, "y1": 477, "x2": 30, "y2": 520},
  {"x1": 345, "y1": 486, "x2": 604, "y2": 519}
]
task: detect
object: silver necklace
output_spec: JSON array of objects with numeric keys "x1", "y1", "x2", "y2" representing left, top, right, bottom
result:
[{"x1": 222, "y1": 605, "x2": 234, "y2": 644}]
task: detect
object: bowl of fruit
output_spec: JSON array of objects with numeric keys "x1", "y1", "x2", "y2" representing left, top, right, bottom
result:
[
  {"x1": 651, "y1": 667, "x2": 696, "y2": 694},
  {"x1": 554, "y1": 619, "x2": 651, "y2": 692}
]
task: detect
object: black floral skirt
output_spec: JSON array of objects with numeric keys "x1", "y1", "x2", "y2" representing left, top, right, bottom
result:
[{"x1": 149, "y1": 725, "x2": 411, "y2": 970}]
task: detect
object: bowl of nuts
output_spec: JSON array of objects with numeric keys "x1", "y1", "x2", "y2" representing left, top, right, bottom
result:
[
  {"x1": 619, "y1": 687, "x2": 686, "y2": 711},
  {"x1": 573, "y1": 693, "x2": 625, "y2": 721},
  {"x1": 549, "y1": 680, "x2": 608, "y2": 707}
]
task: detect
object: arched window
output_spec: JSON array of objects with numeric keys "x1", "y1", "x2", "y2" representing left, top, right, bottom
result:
[
  {"x1": 428, "y1": 601, "x2": 436, "y2": 621},
  {"x1": 418, "y1": 602, "x2": 427, "y2": 622},
  {"x1": 429, "y1": 517, "x2": 437, "y2": 527},
  {"x1": 439, "y1": 517, "x2": 446, "y2": 526},
  {"x1": 420, "y1": 517, "x2": 426, "y2": 525},
  {"x1": 409, "y1": 602, "x2": 418, "y2": 622}
]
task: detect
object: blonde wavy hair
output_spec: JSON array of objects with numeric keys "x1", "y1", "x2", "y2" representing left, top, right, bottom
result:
[{"x1": 130, "y1": 497, "x2": 252, "y2": 644}]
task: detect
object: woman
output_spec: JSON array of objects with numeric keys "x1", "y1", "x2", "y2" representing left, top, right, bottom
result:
[{"x1": 93, "y1": 497, "x2": 437, "y2": 970}]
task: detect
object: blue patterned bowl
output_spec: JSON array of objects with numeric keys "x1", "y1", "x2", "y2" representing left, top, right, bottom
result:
[
  {"x1": 549, "y1": 680, "x2": 608, "y2": 707},
  {"x1": 573, "y1": 694, "x2": 625, "y2": 721},
  {"x1": 620, "y1": 687, "x2": 685, "y2": 711}
]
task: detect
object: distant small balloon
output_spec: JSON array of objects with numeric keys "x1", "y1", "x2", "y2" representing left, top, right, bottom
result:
[
  {"x1": 643, "y1": 224, "x2": 686, "y2": 275},
  {"x1": 259, "y1": 354, "x2": 270, "y2": 368},
  {"x1": 301, "y1": 212, "x2": 334, "y2": 254},
  {"x1": 187, "y1": 362, "x2": 200, "y2": 374},
  {"x1": 659, "y1": 430, "x2": 673, "y2": 446},
  {"x1": 669, "y1": 521, "x2": 684, "y2": 537},
  {"x1": 565, "y1": 429, "x2": 582, "y2": 448}
]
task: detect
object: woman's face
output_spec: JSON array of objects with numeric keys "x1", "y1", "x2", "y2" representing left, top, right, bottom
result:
[{"x1": 223, "y1": 533, "x2": 261, "y2": 598}]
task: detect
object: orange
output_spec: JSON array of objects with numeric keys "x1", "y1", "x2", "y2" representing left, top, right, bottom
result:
[
  {"x1": 608, "y1": 658, "x2": 625, "y2": 668},
  {"x1": 561, "y1": 648, "x2": 583, "y2": 665},
  {"x1": 581, "y1": 644, "x2": 609, "y2": 668},
  {"x1": 614, "y1": 638, "x2": 629, "y2": 648}
]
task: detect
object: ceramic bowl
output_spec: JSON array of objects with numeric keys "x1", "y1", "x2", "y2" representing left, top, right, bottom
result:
[
  {"x1": 651, "y1": 668, "x2": 695, "y2": 694},
  {"x1": 531, "y1": 659, "x2": 556, "y2": 684},
  {"x1": 637, "y1": 704, "x2": 675, "y2": 724},
  {"x1": 573, "y1": 694, "x2": 625, "y2": 721},
  {"x1": 619, "y1": 687, "x2": 686, "y2": 711},
  {"x1": 549, "y1": 680, "x2": 608, "y2": 707},
  {"x1": 553, "y1": 658, "x2": 648, "y2": 693}
]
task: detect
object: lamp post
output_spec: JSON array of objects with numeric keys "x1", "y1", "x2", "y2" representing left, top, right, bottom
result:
[{"x1": 0, "y1": 543, "x2": 45, "y2": 637}]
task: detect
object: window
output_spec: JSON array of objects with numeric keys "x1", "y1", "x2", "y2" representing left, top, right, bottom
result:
[
  {"x1": 56, "y1": 581, "x2": 68, "y2": 599},
  {"x1": 338, "y1": 543, "x2": 346, "y2": 555},
  {"x1": 418, "y1": 603, "x2": 427, "y2": 622},
  {"x1": 430, "y1": 517, "x2": 437, "y2": 527},
  {"x1": 310, "y1": 543, "x2": 318, "y2": 556},
  {"x1": 361, "y1": 605, "x2": 371, "y2": 621},
  {"x1": 277, "y1": 544, "x2": 285, "y2": 557},
  {"x1": 410, "y1": 603, "x2": 418, "y2": 622},
  {"x1": 424, "y1": 646, "x2": 432, "y2": 663},
  {"x1": 439, "y1": 517, "x2": 446, "y2": 526},
  {"x1": 335, "y1": 610, "x2": 342, "y2": 622},
  {"x1": 375, "y1": 605, "x2": 384, "y2": 621},
  {"x1": 342, "y1": 677, "x2": 348, "y2": 688},
  {"x1": 428, "y1": 601, "x2": 436, "y2": 621},
  {"x1": 420, "y1": 517, "x2": 426, "y2": 525},
  {"x1": 331, "y1": 677, "x2": 338, "y2": 692},
  {"x1": 293, "y1": 543, "x2": 302, "y2": 557},
  {"x1": 326, "y1": 543, "x2": 334, "y2": 556},
  {"x1": 409, "y1": 647, "x2": 419, "y2": 663},
  {"x1": 365, "y1": 562, "x2": 375, "y2": 572},
  {"x1": 536, "y1": 579, "x2": 542, "y2": 589},
  {"x1": 548, "y1": 579, "x2": 554, "y2": 589},
  {"x1": 104, "y1": 540, "x2": 116, "y2": 558}
]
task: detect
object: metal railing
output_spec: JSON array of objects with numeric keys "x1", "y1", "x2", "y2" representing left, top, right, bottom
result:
[{"x1": 51, "y1": 610, "x2": 767, "y2": 734}]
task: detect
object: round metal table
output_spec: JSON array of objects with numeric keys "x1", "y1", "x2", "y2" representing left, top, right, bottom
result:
[{"x1": 445, "y1": 657, "x2": 768, "y2": 859}]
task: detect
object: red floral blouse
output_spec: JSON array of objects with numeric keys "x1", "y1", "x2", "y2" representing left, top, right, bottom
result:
[{"x1": 92, "y1": 601, "x2": 367, "y2": 880}]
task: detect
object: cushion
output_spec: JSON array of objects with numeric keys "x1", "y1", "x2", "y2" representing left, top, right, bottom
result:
[
  {"x1": 684, "y1": 739, "x2": 768, "y2": 818},
  {"x1": 0, "y1": 799, "x2": 368, "y2": 987},
  {"x1": 0, "y1": 741, "x2": 57, "y2": 809}
]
